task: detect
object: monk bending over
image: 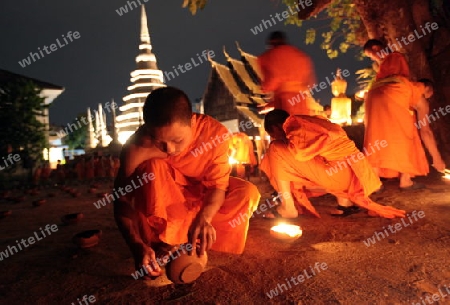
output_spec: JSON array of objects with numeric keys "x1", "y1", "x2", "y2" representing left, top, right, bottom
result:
[
  {"x1": 260, "y1": 109, "x2": 406, "y2": 219},
  {"x1": 114, "y1": 87, "x2": 260, "y2": 278},
  {"x1": 363, "y1": 39, "x2": 446, "y2": 189},
  {"x1": 258, "y1": 31, "x2": 317, "y2": 115}
]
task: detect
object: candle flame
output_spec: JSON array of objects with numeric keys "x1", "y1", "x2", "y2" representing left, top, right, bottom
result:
[
  {"x1": 229, "y1": 156, "x2": 238, "y2": 165},
  {"x1": 271, "y1": 224, "x2": 302, "y2": 238},
  {"x1": 442, "y1": 169, "x2": 450, "y2": 180}
]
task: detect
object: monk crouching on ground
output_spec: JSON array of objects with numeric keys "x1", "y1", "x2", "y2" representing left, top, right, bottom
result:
[
  {"x1": 113, "y1": 87, "x2": 260, "y2": 279},
  {"x1": 260, "y1": 109, "x2": 406, "y2": 219}
]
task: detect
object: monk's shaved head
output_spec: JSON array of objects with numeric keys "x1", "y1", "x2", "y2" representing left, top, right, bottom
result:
[
  {"x1": 264, "y1": 109, "x2": 290, "y2": 133},
  {"x1": 363, "y1": 39, "x2": 386, "y2": 51},
  {"x1": 418, "y1": 78, "x2": 434, "y2": 98},
  {"x1": 267, "y1": 31, "x2": 287, "y2": 47},
  {"x1": 418, "y1": 78, "x2": 434, "y2": 88},
  {"x1": 143, "y1": 87, "x2": 192, "y2": 128}
]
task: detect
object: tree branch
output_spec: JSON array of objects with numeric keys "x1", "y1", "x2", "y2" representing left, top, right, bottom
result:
[{"x1": 297, "y1": 0, "x2": 333, "y2": 19}]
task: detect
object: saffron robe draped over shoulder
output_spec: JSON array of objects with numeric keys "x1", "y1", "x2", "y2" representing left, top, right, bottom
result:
[
  {"x1": 261, "y1": 115, "x2": 381, "y2": 215},
  {"x1": 258, "y1": 45, "x2": 316, "y2": 115},
  {"x1": 130, "y1": 114, "x2": 260, "y2": 254},
  {"x1": 375, "y1": 52, "x2": 410, "y2": 80},
  {"x1": 364, "y1": 54, "x2": 429, "y2": 178}
]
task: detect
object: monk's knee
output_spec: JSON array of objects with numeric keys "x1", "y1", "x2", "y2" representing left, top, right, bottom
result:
[
  {"x1": 245, "y1": 181, "x2": 260, "y2": 202},
  {"x1": 229, "y1": 177, "x2": 260, "y2": 204}
]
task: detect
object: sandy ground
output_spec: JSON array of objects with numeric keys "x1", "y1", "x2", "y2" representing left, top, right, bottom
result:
[{"x1": 0, "y1": 172, "x2": 450, "y2": 305}]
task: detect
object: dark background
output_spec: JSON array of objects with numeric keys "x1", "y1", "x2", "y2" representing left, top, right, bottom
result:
[{"x1": 0, "y1": 0, "x2": 370, "y2": 125}]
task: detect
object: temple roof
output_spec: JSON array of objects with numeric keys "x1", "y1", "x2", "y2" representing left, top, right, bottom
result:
[
  {"x1": 0, "y1": 69, "x2": 64, "y2": 91},
  {"x1": 236, "y1": 106, "x2": 263, "y2": 127},
  {"x1": 223, "y1": 47, "x2": 264, "y2": 96},
  {"x1": 236, "y1": 42, "x2": 263, "y2": 82},
  {"x1": 208, "y1": 59, "x2": 253, "y2": 104}
]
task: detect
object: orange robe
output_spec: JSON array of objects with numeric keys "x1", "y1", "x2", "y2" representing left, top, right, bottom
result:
[
  {"x1": 131, "y1": 114, "x2": 260, "y2": 254},
  {"x1": 261, "y1": 115, "x2": 381, "y2": 215},
  {"x1": 364, "y1": 54, "x2": 428, "y2": 177},
  {"x1": 258, "y1": 45, "x2": 316, "y2": 115},
  {"x1": 375, "y1": 52, "x2": 409, "y2": 80},
  {"x1": 230, "y1": 133, "x2": 257, "y2": 165}
]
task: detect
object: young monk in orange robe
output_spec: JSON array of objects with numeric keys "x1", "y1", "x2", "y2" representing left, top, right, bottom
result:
[
  {"x1": 260, "y1": 109, "x2": 406, "y2": 219},
  {"x1": 114, "y1": 87, "x2": 260, "y2": 278},
  {"x1": 258, "y1": 31, "x2": 317, "y2": 115},
  {"x1": 363, "y1": 40, "x2": 445, "y2": 189}
]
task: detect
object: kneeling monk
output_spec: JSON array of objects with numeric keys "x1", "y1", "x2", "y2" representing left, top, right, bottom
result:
[
  {"x1": 260, "y1": 110, "x2": 405, "y2": 219},
  {"x1": 114, "y1": 87, "x2": 260, "y2": 278}
]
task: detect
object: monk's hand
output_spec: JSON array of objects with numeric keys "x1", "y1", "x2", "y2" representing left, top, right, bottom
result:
[
  {"x1": 133, "y1": 243, "x2": 162, "y2": 277},
  {"x1": 188, "y1": 213, "x2": 216, "y2": 257}
]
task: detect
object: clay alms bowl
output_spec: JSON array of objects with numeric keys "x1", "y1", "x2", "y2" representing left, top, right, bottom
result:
[
  {"x1": 61, "y1": 213, "x2": 84, "y2": 225},
  {"x1": 32, "y1": 199, "x2": 46, "y2": 207},
  {"x1": 72, "y1": 229, "x2": 102, "y2": 248},
  {"x1": 0, "y1": 210, "x2": 12, "y2": 219},
  {"x1": 270, "y1": 224, "x2": 303, "y2": 241},
  {"x1": 165, "y1": 244, "x2": 208, "y2": 284}
]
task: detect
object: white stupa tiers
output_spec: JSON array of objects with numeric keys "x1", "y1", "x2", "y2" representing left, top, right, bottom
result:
[
  {"x1": 86, "y1": 107, "x2": 97, "y2": 149},
  {"x1": 98, "y1": 103, "x2": 111, "y2": 147},
  {"x1": 116, "y1": 5, "x2": 166, "y2": 144}
]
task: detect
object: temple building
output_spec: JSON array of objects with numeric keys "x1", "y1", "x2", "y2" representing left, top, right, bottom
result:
[
  {"x1": 202, "y1": 44, "x2": 268, "y2": 163},
  {"x1": 0, "y1": 68, "x2": 64, "y2": 167},
  {"x1": 116, "y1": 5, "x2": 165, "y2": 144}
]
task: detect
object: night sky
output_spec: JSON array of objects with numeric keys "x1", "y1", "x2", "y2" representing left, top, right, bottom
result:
[{"x1": 0, "y1": 0, "x2": 371, "y2": 126}]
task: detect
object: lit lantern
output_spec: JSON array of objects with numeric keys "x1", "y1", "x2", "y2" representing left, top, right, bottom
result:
[
  {"x1": 443, "y1": 169, "x2": 450, "y2": 181},
  {"x1": 270, "y1": 223, "x2": 303, "y2": 241},
  {"x1": 330, "y1": 69, "x2": 352, "y2": 125}
]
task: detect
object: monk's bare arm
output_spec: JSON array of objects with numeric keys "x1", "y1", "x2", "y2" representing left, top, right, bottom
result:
[
  {"x1": 113, "y1": 147, "x2": 143, "y2": 247},
  {"x1": 201, "y1": 188, "x2": 226, "y2": 223},
  {"x1": 274, "y1": 179, "x2": 300, "y2": 218},
  {"x1": 415, "y1": 98, "x2": 446, "y2": 171},
  {"x1": 113, "y1": 131, "x2": 167, "y2": 262},
  {"x1": 188, "y1": 188, "x2": 225, "y2": 256}
]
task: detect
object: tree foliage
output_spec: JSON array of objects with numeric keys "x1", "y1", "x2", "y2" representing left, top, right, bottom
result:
[
  {"x1": 282, "y1": 0, "x2": 362, "y2": 59},
  {"x1": 181, "y1": 0, "x2": 362, "y2": 58},
  {"x1": 61, "y1": 113, "x2": 88, "y2": 150},
  {"x1": 0, "y1": 79, "x2": 48, "y2": 161},
  {"x1": 182, "y1": 0, "x2": 208, "y2": 15}
]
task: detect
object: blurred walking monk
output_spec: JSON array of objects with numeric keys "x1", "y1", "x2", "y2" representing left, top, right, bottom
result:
[
  {"x1": 258, "y1": 31, "x2": 317, "y2": 115},
  {"x1": 114, "y1": 87, "x2": 260, "y2": 278},
  {"x1": 363, "y1": 39, "x2": 445, "y2": 190}
]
